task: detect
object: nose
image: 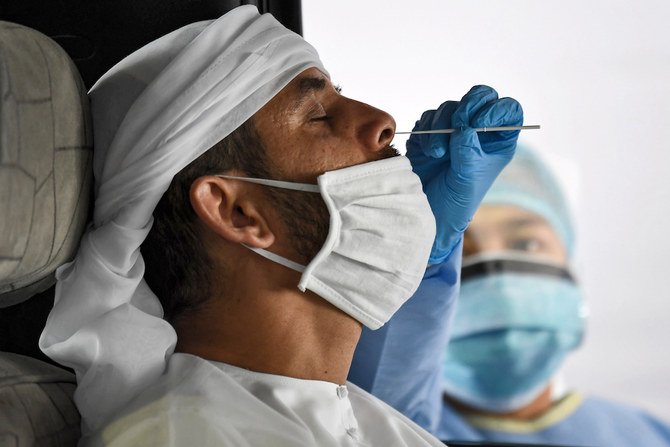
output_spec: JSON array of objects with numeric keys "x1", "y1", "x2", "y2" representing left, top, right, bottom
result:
[{"x1": 348, "y1": 99, "x2": 396, "y2": 154}]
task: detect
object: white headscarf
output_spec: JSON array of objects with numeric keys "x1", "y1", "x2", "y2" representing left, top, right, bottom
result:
[{"x1": 39, "y1": 5, "x2": 325, "y2": 434}]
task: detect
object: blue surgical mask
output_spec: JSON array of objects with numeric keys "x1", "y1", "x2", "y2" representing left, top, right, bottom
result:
[{"x1": 443, "y1": 252, "x2": 587, "y2": 413}]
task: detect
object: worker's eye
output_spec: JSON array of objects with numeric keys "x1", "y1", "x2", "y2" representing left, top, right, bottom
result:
[{"x1": 508, "y1": 237, "x2": 543, "y2": 253}]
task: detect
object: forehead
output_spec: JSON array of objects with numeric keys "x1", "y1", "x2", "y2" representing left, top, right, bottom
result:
[
  {"x1": 467, "y1": 204, "x2": 553, "y2": 235},
  {"x1": 256, "y1": 67, "x2": 330, "y2": 117}
]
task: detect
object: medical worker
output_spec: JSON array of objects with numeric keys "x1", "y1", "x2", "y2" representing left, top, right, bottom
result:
[
  {"x1": 350, "y1": 144, "x2": 670, "y2": 446},
  {"x1": 39, "y1": 5, "x2": 523, "y2": 446}
]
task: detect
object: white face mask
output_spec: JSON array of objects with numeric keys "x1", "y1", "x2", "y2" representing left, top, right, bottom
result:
[{"x1": 218, "y1": 156, "x2": 436, "y2": 329}]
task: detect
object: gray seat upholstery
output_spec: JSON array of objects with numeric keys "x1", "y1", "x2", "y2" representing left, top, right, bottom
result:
[
  {"x1": 0, "y1": 21, "x2": 92, "y2": 446},
  {"x1": 0, "y1": 353, "x2": 79, "y2": 446},
  {"x1": 0, "y1": 21, "x2": 92, "y2": 305}
]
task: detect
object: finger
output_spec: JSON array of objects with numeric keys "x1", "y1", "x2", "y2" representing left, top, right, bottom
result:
[
  {"x1": 407, "y1": 109, "x2": 436, "y2": 157},
  {"x1": 451, "y1": 85, "x2": 499, "y2": 129},
  {"x1": 470, "y1": 97, "x2": 523, "y2": 128},
  {"x1": 406, "y1": 146, "x2": 446, "y2": 186},
  {"x1": 426, "y1": 101, "x2": 459, "y2": 158},
  {"x1": 448, "y1": 127, "x2": 482, "y2": 176},
  {"x1": 471, "y1": 98, "x2": 523, "y2": 153}
]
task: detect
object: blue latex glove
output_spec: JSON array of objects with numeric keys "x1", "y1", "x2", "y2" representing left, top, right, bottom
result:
[{"x1": 407, "y1": 85, "x2": 523, "y2": 264}]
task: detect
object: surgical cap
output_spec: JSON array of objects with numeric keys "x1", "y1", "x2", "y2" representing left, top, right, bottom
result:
[
  {"x1": 481, "y1": 144, "x2": 575, "y2": 255},
  {"x1": 40, "y1": 6, "x2": 325, "y2": 433}
]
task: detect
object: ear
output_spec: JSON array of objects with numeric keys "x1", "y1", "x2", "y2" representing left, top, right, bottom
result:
[{"x1": 190, "y1": 176, "x2": 275, "y2": 249}]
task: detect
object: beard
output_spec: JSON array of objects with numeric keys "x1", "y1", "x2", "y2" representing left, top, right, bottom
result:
[
  {"x1": 269, "y1": 187, "x2": 331, "y2": 264},
  {"x1": 269, "y1": 144, "x2": 400, "y2": 264}
]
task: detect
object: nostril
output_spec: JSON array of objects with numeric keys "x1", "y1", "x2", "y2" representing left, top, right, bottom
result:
[
  {"x1": 378, "y1": 126, "x2": 395, "y2": 149},
  {"x1": 380, "y1": 127, "x2": 394, "y2": 143}
]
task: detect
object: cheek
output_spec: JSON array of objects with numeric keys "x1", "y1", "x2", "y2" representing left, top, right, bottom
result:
[
  {"x1": 284, "y1": 138, "x2": 351, "y2": 182},
  {"x1": 545, "y1": 239, "x2": 568, "y2": 265},
  {"x1": 265, "y1": 125, "x2": 372, "y2": 181},
  {"x1": 272, "y1": 136, "x2": 332, "y2": 182}
]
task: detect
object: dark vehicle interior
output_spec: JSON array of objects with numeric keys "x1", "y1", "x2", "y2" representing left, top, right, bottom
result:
[{"x1": 0, "y1": 2, "x2": 579, "y2": 446}]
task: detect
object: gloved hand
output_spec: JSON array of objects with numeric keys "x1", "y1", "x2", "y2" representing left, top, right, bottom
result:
[{"x1": 407, "y1": 85, "x2": 523, "y2": 264}]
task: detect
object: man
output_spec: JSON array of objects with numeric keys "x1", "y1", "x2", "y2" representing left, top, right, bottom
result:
[
  {"x1": 350, "y1": 145, "x2": 670, "y2": 446},
  {"x1": 39, "y1": 6, "x2": 522, "y2": 445}
]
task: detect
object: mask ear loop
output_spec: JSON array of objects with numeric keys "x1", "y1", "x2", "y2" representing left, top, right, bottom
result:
[
  {"x1": 216, "y1": 174, "x2": 320, "y2": 193},
  {"x1": 242, "y1": 244, "x2": 306, "y2": 273},
  {"x1": 215, "y1": 174, "x2": 318, "y2": 275}
]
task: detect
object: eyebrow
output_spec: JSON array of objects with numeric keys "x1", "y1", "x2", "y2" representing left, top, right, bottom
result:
[
  {"x1": 501, "y1": 215, "x2": 549, "y2": 231},
  {"x1": 289, "y1": 76, "x2": 328, "y2": 113},
  {"x1": 299, "y1": 76, "x2": 327, "y2": 94}
]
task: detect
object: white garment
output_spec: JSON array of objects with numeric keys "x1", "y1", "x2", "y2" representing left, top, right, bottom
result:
[
  {"x1": 85, "y1": 354, "x2": 444, "y2": 447},
  {"x1": 38, "y1": 5, "x2": 325, "y2": 435}
]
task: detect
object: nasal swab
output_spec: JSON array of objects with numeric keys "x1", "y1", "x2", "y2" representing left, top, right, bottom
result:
[{"x1": 395, "y1": 125, "x2": 540, "y2": 135}]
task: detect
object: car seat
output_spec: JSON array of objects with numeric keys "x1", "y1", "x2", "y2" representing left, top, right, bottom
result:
[{"x1": 0, "y1": 21, "x2": 92, "y2": 446}]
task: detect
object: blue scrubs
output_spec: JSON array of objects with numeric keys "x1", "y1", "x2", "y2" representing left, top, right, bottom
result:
[
  {"x1": 349, "y1": 245, "x2": 670, "y2": 446},
  {"x1": 439, "y1": 392, "x2": 670, "y2": 446}
]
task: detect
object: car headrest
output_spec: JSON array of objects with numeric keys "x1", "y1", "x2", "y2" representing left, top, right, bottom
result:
[{"x1": 0, "y1": 21, "x2": 92, "y2": 308}]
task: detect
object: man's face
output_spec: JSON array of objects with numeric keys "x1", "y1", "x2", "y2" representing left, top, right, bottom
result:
[
  {"x1": 247, "y1": 68, "x2": 399, "y2": 264},
  {"x1": 463, "y1": 204, "x2": 567, "y2": 266},
  {"x1": 253, "y1": 68, "x2": 398, "y2": 182}
]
